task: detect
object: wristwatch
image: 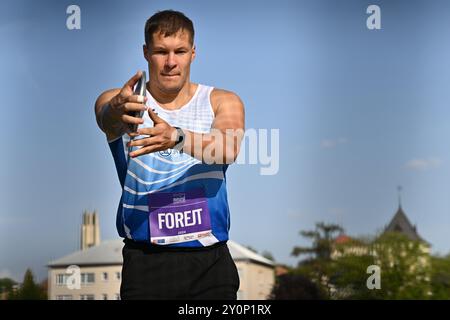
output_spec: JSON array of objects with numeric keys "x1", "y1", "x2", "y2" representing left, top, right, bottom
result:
[{"x1": 173, "y1": 127, "x2": 185, "y2": 152}]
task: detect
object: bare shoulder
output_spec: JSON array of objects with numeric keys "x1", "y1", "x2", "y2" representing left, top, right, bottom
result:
[{"x1": 210, "y1": 88, "x2": 244, "y2": 115}]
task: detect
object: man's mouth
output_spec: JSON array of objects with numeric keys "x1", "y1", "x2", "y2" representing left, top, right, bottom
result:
[{"x1": 161, "y1": 73, "x2": 180, "y2": 77}]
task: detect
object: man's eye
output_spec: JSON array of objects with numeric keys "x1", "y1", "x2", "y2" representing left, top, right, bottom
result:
[{"x1": 176, "y1": 51, "x2": 187, "y2": 54}]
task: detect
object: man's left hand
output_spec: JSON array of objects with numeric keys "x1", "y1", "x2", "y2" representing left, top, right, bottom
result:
[{"x1": 127, "y1": 109, "x2": 177, "y2": 158}]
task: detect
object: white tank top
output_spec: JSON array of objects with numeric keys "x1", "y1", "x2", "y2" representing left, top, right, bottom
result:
[
  {"x1": 109, "y1": 83, "x2": 232, "y2": 248},
  {"x1": 144, "y1": 84, "x2": 215, "y2": 133}
]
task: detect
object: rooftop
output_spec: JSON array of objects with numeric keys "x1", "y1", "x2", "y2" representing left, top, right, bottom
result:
[
  {"x1": 48, "y1": 239, "x2": 275, "y2": 268},
  {"x1": 384, "y1": 205, "x2": 427, "y2": 243}
]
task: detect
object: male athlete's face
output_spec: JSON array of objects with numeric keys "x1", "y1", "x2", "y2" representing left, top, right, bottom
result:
[{"x1": 144, "y1": 30, "x2": 195, "y2": 94}]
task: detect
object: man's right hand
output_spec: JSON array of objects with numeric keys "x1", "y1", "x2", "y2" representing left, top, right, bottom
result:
[
  {"x1": 95, "y1": 71, "x2": 148, "y2": 140},
  {"x1": 108, "y1": 71, "x2": 148, "y2": 132}
]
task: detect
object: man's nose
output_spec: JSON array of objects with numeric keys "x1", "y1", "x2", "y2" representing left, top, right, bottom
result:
[{"x1": 165, "y1": 52, "x2": 177, "y2": 68}]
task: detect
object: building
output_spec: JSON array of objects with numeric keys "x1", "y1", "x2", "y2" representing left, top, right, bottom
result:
[
  {"x1": 329, "y1": 200, "x2": 432, "y2": 298},
  {"x1": 48, "y1": 239, "x2": 275, "y2": 300},
  {"x1": 80, "y1": 210, "x2": 100, "y2": 250},
  {"x1": 333, "y1": 200, "x2": 430, "y2": 259},
  {"x1": 378, "y1": 203, "x2": 431, "y2": 275},
  {"x1": 229, "y1": 242, "x2": 275, "y2": 300},
  {"x1": 47, "y1": 211, "x2": 275, "y2": 300},
  {"x1": 331, "y1": 201, "x2": 431, "y2": 283},
  {"x1": 47, "y1": 239, "x2": 122, "y2": 300},
  {"x1": 384, "y1": 204, "x2": 429, "y2": 245}
]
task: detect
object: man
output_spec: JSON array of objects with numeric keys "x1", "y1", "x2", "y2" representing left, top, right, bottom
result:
[{"x1": 94, "y1": 10, "x2": 245, "y2": 299}]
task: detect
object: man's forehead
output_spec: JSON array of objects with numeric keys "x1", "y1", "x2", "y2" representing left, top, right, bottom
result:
[{"x1": 152, "y1": 29, "x2": 191, "y2": 45}]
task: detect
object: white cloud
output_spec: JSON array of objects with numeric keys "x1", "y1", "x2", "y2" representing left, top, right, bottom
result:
[
  {"x1": 405, "y1": 157, "x2": 442, "y2": 171},
  {"x1": 321, "y1": 137, "x2": 348, "y2": 149}
]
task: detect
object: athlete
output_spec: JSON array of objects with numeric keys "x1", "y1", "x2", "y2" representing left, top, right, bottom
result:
[{"x1": 94, "y1": 10, "x2": 245, "y2": 299}]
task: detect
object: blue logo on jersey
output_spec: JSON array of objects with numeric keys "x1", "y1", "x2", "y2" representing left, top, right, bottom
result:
[
  {"x1": 159, "y1": 149, "x2": 181, "y2": 158},
  {"x1": 159, "y1": 150, "x2": 172, "y2": 157}
]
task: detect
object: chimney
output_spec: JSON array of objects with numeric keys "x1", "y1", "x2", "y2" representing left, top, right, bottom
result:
[{"x1": 81, "y1": 210, "x2": 101, "y2": 250}]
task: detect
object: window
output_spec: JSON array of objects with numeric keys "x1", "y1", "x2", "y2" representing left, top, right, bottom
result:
[
  {"x1": 56, "y1": 295, "x2": 72, "y2": 300},
  {"x1": 81, "y1": 273, "x2": 95, "y2": 284},
  {"x1": 80, "y1": 294, "x2": 95, "y2": 300},
  {"x1": 102, "y1": 294, "x2": 108, "y2": 300},
  {"x1": 116, "y1": 272, "x2": 121, "y2": 280},
  {"x1": 237, "y1": 290, "x2": 245, "y2": 300},
  {"x1": 101, "y1": 272, "x2": 108, "y2": 281},
  {"x1": 56, "y1": 274, "x2": 68, "y2": 286}
]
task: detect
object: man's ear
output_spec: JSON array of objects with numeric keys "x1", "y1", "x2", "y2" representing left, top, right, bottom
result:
[
  {"x1": 143, "y1": 44, "x2": 150, "y2": 61},
  {"x1": 191, "y1": 45, "x2": 196, "y2": 62}
]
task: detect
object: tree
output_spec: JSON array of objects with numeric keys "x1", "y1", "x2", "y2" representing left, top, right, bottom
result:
[
  {"x1": 0, "y1": 278, "x2": 17, "y2": 295},
  {"x1": 290, "y1": 222, "x2": 344, "y2": 298},
  {"x1": 327, "y1": 239, "x2": 376, "y2": 299},
  {"x1": 330, "y1": 232, "x2": 432, "y2": 299},
  {"x1": 430, "y1": 254, "x2": 450, "y2": 299},
  {"x1": 291, "y1": 222, "x2": 344, "y2": 262},
  {"x1": 371, "y1": 232, "x2": 431, "y2": 299},
  {"x1": 262, "y1": 250, "x2": 275, "y2": 262},
  {"x1": 290, "y1": 222, "x2": 436, "y2": 299},
  {"x1": 8, "y1": 269, "x2": 46, "y2": 300},
  {"x1": 270, "y1": 273, "x2": 327, "y2": 300}
]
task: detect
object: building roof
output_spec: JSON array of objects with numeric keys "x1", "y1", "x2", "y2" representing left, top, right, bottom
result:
[
  {"x1": 334, "y1": 234, "x2": 352, "y2": 244},
  {"x1": 48, "y1": 240, "x2": 123, "y2": 267},
  {"x1": 227, "y1": 240, "x2": 275, "y2": 267},
  {"x1": 384, "y1": 206, "x2": 427, "y2": 243},
  {"x1": 48, "y1": 239, "x2": 275, "y2": 268}
]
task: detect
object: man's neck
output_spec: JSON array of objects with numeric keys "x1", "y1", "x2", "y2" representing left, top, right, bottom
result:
[{"x1": 147, "y1": 80, "x2": 197, "y2": 111}]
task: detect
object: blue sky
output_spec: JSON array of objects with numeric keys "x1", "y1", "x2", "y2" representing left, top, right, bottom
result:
[{"x1": 1, "y1": 0, "x2": 450, "y2": 282}]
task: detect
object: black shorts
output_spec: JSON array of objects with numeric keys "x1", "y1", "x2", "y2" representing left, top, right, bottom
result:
[{"x1": 120, "y1": 239, "x2": 240, "y2": 300}]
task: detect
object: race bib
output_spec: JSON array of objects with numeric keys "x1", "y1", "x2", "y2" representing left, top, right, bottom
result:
[{"x1": 148, "y1": 188, "x2": 212, "y2": 244}]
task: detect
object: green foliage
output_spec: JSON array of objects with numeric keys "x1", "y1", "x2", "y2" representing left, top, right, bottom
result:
[
  {"x1": 328, "y1": 253, "x2": 378, "y2": 299},
  {"x1": 7, "y1": 269, "x2": 47, "y2": 300},
  {"x1": 262, "y1": 251, "x2": 275, "y2": 262},
  {"x1": 270, "y1": 272, "x2": 328, "y2": 300},
  {"x1": 0, "y1": 278, "x2": 17, "y2": 294},
  {"x1": 291, "y1": 222, "x2": 344, "y2": 262},
  {"x1": 289, "y1": 222, "x2": 450, "y2": 300},
  {"x1": 430, "y1": 255, "x2": 450, "y2": 299},
  {"x1": 290, "y1": 222, "x2": 345, "y2": 298},
  {"x1": 330, "y1": 232, "x2": 432, "y2": 299},
  {"x1": 368, "y1": 232, "x2": 431, "y2": 299}
]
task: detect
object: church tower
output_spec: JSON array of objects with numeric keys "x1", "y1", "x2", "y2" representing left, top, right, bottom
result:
[
  {"x1": 384, "y1": 186, "x2": 427, "y2": 244},
  {"x1": 81, "y1": 210, "x2": 100, "y2": 250}
]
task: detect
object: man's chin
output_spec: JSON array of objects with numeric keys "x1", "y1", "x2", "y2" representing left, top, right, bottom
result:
[{"x1": 160, "y1": 83, "x2": 183, "y2": 94}]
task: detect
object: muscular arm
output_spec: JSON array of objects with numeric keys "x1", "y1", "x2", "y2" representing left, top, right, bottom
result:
[
  {"x1": 182, "y1": 89, "x2": 245, "y2": 164},
  {"x1": 94, "y1": 88, "x2": 123, "y2": 141}
]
